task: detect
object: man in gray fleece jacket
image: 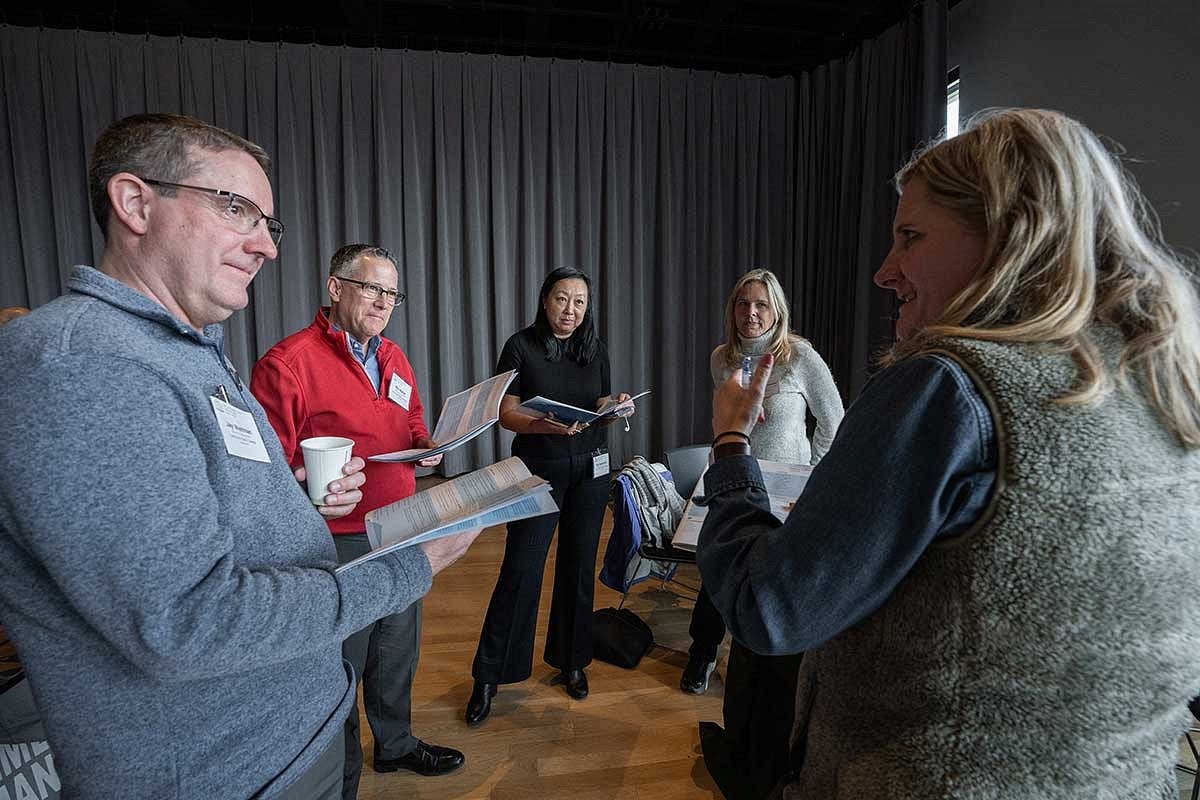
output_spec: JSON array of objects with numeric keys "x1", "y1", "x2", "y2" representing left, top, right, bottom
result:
[{"x1": 0, "y1": 113, "x2": 480, "y2": 799}]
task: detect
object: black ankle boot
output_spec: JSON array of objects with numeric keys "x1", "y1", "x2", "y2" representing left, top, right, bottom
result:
[
  {"x1": 555, "y1": 668, "x2": 588, "y2": 700},
  {"x1": 465, "y1": 680, "x2": 497, "y2": 726}
]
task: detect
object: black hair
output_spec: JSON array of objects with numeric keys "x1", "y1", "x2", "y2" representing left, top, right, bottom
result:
[{"x1": 533, "y1": 266, "x2": 599, "y2": 365}]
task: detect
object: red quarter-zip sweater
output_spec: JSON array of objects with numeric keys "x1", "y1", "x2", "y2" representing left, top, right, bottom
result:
[{"x1": 251, "y1": 308, "x2": 430, "y2": 534}]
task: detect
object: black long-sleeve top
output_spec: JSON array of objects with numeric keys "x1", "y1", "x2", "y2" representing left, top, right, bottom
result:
[{"x1": 497, "y1": 325, "x2": 611, "y2": 459}]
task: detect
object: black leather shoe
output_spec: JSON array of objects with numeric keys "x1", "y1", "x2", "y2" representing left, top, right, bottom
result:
[
  {"x1": 373, "y1": 739, "x2": 465, "y2": 776},
  {"x1": 554, "y1": 668, "x2": 589, "y2": 700},
  {"x1": 680, "y1": 655, "x2": 716, "y2": 695},
  {"x1": 465, "y1": 680, "x2": 497, "y2": 726}
]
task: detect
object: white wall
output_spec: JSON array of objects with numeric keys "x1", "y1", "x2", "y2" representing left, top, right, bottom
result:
[{"x1": 949, "y1": 0, "x2": 1199, "y2": 257}]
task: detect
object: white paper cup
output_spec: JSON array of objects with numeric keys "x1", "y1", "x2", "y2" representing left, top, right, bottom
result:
[{"x1": 299, "y1": 436, "x2": 355, "y2": 505}]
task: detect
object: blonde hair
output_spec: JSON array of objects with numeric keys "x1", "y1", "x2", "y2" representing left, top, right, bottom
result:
[
  {"x1": 720, "y1": 268, "x2": 803, "y2": 369},
  {"x1": 887, "y1": 107, "x2": 1200, "y2": 446}
]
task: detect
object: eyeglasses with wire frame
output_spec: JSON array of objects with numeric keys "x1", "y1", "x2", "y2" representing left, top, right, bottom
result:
[
  {"x1": 336, "y1": 277, "x2": 406, "y2": 305},
  {"x1": 139, "y1": 178, "x2": 285, "y2": 246}
]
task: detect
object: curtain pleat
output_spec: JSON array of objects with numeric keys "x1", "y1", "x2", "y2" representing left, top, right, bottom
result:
[
  {"x1": 1, "y1": 20, "x2": 931, "y2": 471},
  {"x1": 791, "y1": 12, "x2": 931, "y2": 399}
]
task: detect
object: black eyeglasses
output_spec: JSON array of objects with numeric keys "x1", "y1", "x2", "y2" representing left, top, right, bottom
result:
[
  {"x1": 140, "y1": 178, "x2": 285, "y2": 247},
  {"x1": 336, "y1": 277, "x2": 405, "y2": 305}
]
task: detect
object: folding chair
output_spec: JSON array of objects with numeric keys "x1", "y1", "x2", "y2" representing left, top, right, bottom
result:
[
  {"x1": 665, "y1": 444, "x2": 710, "y2": 499},
  {"x1": 635, "y1": 444, "x2": 711, "y2": 595}
]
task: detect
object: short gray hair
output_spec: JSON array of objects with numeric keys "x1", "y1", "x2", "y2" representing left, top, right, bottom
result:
[
  {"x1": 88, "y1": 113, "x2": 270, "y2": 239},
  {"x1": 329, "y1": 244, "x2": 398, "y2": 278}
]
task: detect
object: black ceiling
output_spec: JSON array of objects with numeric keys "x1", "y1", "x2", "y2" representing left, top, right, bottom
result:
[{"x1": 9, "y1": 0, "x2": 916, "y2": 77}]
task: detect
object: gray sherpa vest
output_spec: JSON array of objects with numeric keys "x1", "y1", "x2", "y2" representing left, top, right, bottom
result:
[{"x1": 784, "y1": 331, "x2": 1200, "y2": 800}]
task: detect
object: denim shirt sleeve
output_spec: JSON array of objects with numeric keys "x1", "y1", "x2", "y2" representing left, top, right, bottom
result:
[{"x1": 695, "y1": 354, "x2": 997, "y2": 656}]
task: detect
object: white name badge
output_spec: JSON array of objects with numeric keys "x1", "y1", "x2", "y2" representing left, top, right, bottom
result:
[
  {"x1": 210, "y1": 396, "x2": 271, "y2": 463},
  {"x1": 592, "y1": 450, "x2": 610, "y2": 479},
  {"x1": 388, "y1": 373, "x2": 412, "y2": 410}
]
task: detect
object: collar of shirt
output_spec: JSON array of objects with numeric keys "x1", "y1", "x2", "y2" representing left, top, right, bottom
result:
[
  {"x1": 331, "y1": 323, "x2": 383, "y2": 392},
  {"x1": 332, "y1": 325, "x2": 381, "y2": 364}
]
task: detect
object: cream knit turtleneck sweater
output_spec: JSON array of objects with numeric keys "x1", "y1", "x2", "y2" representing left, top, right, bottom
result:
[{"x1": 710, "y1": 331, "x2": 844, "y2": 466}]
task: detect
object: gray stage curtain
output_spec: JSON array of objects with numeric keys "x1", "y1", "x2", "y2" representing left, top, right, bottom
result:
[
  {"x1": 0, "y1": 26, "x2": 795, "y2": 473},
  {"x1": 789, "y1": 9, "x2": 935, "y2": 400}
]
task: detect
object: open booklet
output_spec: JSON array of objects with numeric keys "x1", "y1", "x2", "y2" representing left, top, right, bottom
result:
[
  {"x1": 370, "y1": 370, "x2": 517, "y2": 463},
  {"x1": 514, "y1": 389, "x2": 651, "y2": 426},
  {"x1": 336, "y1": 456, "x2": 557, "y2": 572},
  {"x1": 670, "y1": 459, "x2": 812, "y2": 552}
]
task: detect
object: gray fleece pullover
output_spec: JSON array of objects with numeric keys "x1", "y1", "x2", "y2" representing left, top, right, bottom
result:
[{"x1": 0, "y1": 267, "x2": 433, "y2": 799}]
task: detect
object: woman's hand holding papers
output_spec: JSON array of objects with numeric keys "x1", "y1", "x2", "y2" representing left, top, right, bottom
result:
[
  {"x1": 499, "y1": 395, "x2": 587, "y2": 436},
  {"x1": 537, "y1": 416, "x2": 588, "y2": 436},
  {"x1": 596, "y1": 392, "x2": 635, "y2": 427}
]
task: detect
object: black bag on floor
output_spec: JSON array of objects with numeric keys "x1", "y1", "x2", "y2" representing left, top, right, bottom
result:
[{"x1": 592, "y1": 607, "x2": 653, "y2": 668}]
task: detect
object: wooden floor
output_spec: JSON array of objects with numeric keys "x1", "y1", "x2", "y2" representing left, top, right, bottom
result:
[
  {"x1": 352, "y1": 498, "x2": 1200, "y2": 800},
  {"x1": 356, "y1": 506, "x2": 730, "y2": 800}
]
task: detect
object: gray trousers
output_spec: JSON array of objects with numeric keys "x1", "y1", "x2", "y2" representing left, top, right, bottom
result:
[
  {"x1": 276, "y1": 727, "x2": 344, "y2": 800},
  {"x1": 333, "y1": 533, "x2": 421, "y2": 800},
  {"x1": 0, "y1": 678, "x2": 45, "y2": 744}
]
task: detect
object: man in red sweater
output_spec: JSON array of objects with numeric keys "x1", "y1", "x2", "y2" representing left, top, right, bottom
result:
[{"x1": 251, "y1": 244, "x2": 463, "y2": 797}]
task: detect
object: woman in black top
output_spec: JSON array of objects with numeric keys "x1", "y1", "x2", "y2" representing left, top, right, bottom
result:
[{"x1": 465, "y1": 267, "x2": 633, "y2": 725}]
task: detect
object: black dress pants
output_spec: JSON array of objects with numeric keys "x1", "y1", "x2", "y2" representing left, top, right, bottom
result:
[
  {"x1": 700, "y1": 639, "x2": 802, "y2": 800},
  {"x1": 690, "y1": 587, "x2": 800, "y2": 799},
  {"x1": 687, "y1": 585, "x2": 727, "y2": 662},
  {"x1": 472, "y1": 450, "x2": 609, "y2": 683}
]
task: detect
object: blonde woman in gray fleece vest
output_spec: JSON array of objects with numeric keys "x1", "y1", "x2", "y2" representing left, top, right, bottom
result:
[{"x1": 696, "y1": 107, "x2": 1200, "y2": 799}]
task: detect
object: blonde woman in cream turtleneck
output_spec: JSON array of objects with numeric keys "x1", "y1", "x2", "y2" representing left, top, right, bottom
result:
[
  {"x1": 709, "y1": 269, "x2": 844, "y2": 466},
  {"x1": 682, "y1": 268, "x2": 843, "y2": 798}
]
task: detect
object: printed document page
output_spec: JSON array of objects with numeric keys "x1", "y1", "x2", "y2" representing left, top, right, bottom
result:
[
  {"x1": 671, "y1": 459, "x2": 811, "y2": 552},
  {"x1": 516, "y1": 389, "x2": 650, "y2": 426},
  {"x1": 337, "y1": 456, "x2": 556, "y2": 571},
  {"x1": 370, "y1": 370, "x2": 516, "y2": 462}
]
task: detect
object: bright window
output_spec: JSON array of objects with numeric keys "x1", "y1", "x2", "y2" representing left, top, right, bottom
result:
[{"x1": 947, "y1": 66, "x2": 960, "y2": 138}]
